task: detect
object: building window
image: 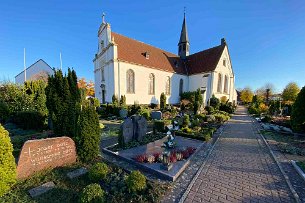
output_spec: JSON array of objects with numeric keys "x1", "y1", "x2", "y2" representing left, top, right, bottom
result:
[
  {"x1": 217, "y1": 73, "x2": 222, "y2": 93},
  {"x1": 126, "y1": 69, "x2": 135, "y2": 93},
  {"x1": 148, "y1": 73, "x2": 155, "y2": 95},
  {"x1": 183, "y1": 44, "x2": 186, "y2": 51},
  {"x1": 179, "y1": 79, "x2": 183, "y2": 95},
  {"x1": 165, "y1": 76, "x2": 171, "y2": 95},
  {"x1": 223, "y1": 59, "x2": 226, "y2": 67},
  {"x1": 224, "y1": 75, "x2": 229, "y2": 93},
  {"x1": 101, "y1": 40, "x2": 104, "y2": 50},
  {"x1": 179, "y1": 46, "x2": 182, "y2": 52},
  {"x1": 101, "y1": 68, "x2": 105, "y2": 81}
]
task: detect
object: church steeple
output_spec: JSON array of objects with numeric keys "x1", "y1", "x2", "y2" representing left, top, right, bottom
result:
[{"x1": 178, "y1": 11, "x2": 190, "y2": 59}]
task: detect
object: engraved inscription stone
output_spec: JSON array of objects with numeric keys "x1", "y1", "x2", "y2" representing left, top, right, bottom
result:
[
  {"x1": 67, "y1": 167, "x2": 88, "y2": 179},
  {"x1": 151, "y1": 111, "x2": 162, "y2": 120},
  {"x1": 17, "y1": 136, "x2": 77, "y2": 180},
  {"x1": 121, "y1": 118, "x2": 134, "y2": 144},
  {"x1": 28, "y1": 181, "x2": 55, "y2": 197}
]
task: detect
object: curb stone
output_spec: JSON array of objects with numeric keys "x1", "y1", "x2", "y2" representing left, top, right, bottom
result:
[
  {"x1": 291, "y1": 160, "x2": 305, "y2": 183},
  {"x1": 253, "y1": 119, "x2": 301, "y2": 203}
]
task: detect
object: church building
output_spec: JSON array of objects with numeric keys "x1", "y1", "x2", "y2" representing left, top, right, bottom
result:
[{"x1": 94, "y1": 14, "x2": 237, "y2": 105}]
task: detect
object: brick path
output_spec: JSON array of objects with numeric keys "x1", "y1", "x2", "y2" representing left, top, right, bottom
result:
[{"x1": 182, "y1": 106, "x2": 295, "y2": 203}]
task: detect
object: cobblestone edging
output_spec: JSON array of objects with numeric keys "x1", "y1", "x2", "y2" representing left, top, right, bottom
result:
[
  {"x1": 252, "y1": 119, "x2": 301, "y2": 203},
  {"x1": 177, "y1": 124, "x2": 227, "y2": 203}
]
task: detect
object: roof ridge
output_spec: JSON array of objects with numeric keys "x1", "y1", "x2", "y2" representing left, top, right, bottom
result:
[
  {"x1": 189, "y1": 44, "x2": 224, "y2": 57},
  {"x1": 112, "y1": 31, "x2": 179, "y2": 57},
  {"x1": 15, "y1": 59, "x2": 52, "y2": 78}
]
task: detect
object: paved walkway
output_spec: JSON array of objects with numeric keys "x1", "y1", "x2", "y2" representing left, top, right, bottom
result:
[{"x1": 182, "y1": 106, "x2": 295, "y2": 203}]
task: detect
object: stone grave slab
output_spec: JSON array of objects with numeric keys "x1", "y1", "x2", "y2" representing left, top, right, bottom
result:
[
  {"x1": 17, "y1": 136, "x2": 76, "y2": 180},
  {"x1": 151, "y1": 111, "x2": 162, "y2": 120},
  {"x1": 119, "y1": 109, "x2": 128, "y2": 119},
  {"x1": 67, "y1": 167, "x2": 88, "y2": 179},
  {"x1": 28, "y1": 181, "x2": 55, "y2": 198}
]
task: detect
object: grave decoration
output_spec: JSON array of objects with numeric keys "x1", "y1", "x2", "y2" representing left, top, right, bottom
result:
[{"x1": 17, "y1": 136, "x2": 76, "y2": 179}]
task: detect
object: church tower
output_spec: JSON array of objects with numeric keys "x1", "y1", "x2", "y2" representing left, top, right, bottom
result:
[{"x1": 178, "y1": 12, "x2": 190, "y2": 59}]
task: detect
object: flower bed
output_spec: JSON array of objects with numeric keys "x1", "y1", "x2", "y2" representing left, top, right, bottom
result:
[{"x1": 133, "y1": 147, "x2": 196, "y2": 164}]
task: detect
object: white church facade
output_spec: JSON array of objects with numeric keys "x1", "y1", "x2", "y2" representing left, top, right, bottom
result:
[{"x1": 94, "y1": 15, "x2": 237, "y2": 105}]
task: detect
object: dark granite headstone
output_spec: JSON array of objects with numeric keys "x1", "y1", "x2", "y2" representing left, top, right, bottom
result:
[
  {"x1": 151, "y1": 111, "x2": 162, "y2": 120},
  {"x1": 136, "y1": 117, "x2": 148, "y2": 141},
  {"x1": 121, "y1": 118, "x2": 134, "y2": 144}
]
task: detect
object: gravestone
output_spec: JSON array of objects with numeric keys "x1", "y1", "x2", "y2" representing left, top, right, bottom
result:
[
  {"x1": 67, "y1": 167, "x2": 88, "y2": 179},
  {"x1": 119, "y1": 109, "x2": 128, "y2": 119},
  {"x1": 136, "y1": 116, "x2": 148, "y2": 141},
  {"x1": 28, "y1": 181, "x2": 55, "y2": 198},
  {"x1": 121, "y1": 118, "x2": 134, "y2": 144},
  {"x1": 151, "y1": 111, "x2": 162, "y2": 120},
  {"x1": 17, "y1": 136, "x2": 76, "y2": 180}
]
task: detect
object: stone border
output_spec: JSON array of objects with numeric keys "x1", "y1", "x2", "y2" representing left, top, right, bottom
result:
[
  {"x1": 252, "y1": 120, "x2": 301, "y2": 203},
  {"x1": 178, "y1": 123, "x2": 227, "y2": 203},
  {"x1": 102, "y1": 137, "x2": 205, "y2": 181},
  {"x1": 291, "y1": 160, "x2": 305, "y2": 182}
]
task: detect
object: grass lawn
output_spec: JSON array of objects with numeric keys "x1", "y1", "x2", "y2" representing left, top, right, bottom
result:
[{"x1": 261, "y1": 130, "x2": 305, "y2": 156}]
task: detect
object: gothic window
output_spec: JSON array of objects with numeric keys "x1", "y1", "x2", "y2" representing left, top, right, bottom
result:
[
  {"x1": 217, "y1": 73, "x2": 222, "y2": 93},
  {"x1": 224, "y1": 75, "x2": 229, "y2": 93},
  {"x1": 165, "y1": 76, "x2": 171, "y2": 95},
  {"x1": 179, "y1": 79, "x2": 183, "y2": 95},
  {"x1": 126, "y1": 69, "x2": 135, "y2": 93},
  {"x1": 101, "y1": 68, "x2": 105, "y2": 81},
  {"x1": 223, "y1": 59, "x2": 226, "y2": 67},
  {"x1": 148, "y1": 73, "x2": 155, "y2": 95}
]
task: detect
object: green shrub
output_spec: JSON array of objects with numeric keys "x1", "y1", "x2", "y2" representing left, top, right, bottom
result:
[
  {"x1": 204, "y1": 106, "x2": 214, "y2": 115},
  {"x1": 149, "y1": 103, "x2": 158, "y2": 109},
  {"x1": 203, "y1": 132, "x2": 211, "y2": 141},
  {"x1": 0, "y1": 124, "x2": 16, "y2": 197},
  {"x1": 112, "y1": 94, "x2": 119, "y2": 106},
  {"x1": 0, "y1": 100, "x2": 9, "y2": 123},
  {"x1": 79, "y1": 183, "x2": 105, "y2": 203},
  {"x1": 181, "y1": 127, "x2": 192, "y2": 133},
  {"x1": 139, "y1": 108, "x2": 151, "y2": 120},
  {"x1": 291, "y1": 86, "x2": 305, "y2": 132},
  {"x1": 89, "y1": 162, "x2": 110, "y2": 182},
  {"x1": 182, "y1": 115, "x2": 190, "y2": 128},
  {"x1": 213, "y1": 113, "x2": 230, "y2": 123},
  {"x1": 195, "y1": 114, "x2": 206, "y2": 121},
  {"x1": 219, "y1": 102, "x2": 235, "y2": 114},
  {"x1": 193, "y1": 101, "x2": 199, "y2": 115},
  {"x1": 125, "y1": 170, "x2": 146, "y2": 193},
  {"x1": 248, "y1": 105, "x2": 259, "y2": 115},
  {"x1": 12, "y1": 111, "x2": 46, "y2": 130},
  {"x1": 160, "y1": 93, "x2": 166, "y2": 110},
  {"x1": 180, "y1": 91, "x2": 196, "y2": 103},
  {"x1": 154, "y1": 120, "x2": 165, "y2": 132},
  {"x1": 120, "y1": 95, "x2": 126, "y2": 106},
  {"x1": 209, "y1": 95, "x2": 220, "y2": 109},
  {"x1": 75, "y1": 105, "x2": 101, "y2": 162}
]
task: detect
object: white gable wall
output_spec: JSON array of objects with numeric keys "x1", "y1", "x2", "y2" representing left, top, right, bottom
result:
[{"x1": 15, "y1": 60, "x2": 53, "y2": 84}]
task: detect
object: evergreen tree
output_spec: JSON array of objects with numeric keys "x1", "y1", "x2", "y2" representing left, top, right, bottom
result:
[
  {"x1": 75, "y1": 104, "x2": 101, "y2": 162},
  {"x1": 160, "y1": 93, "x2": 166, "y2": 110},
  {"x1": 291, "y1": 86, "x2": 305, "y2": 132}
]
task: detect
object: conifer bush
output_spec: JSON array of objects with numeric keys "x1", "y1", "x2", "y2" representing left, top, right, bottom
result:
[
  {"x1": 79, "y1": 183, "x2": 105, "y2": 203},
  {"x1": 75, "y1": 105, "x2": 101, "y2": 162},
  {"x1": 0, "y1": 124, "x2": 16, "y2": 197},
  {"x1": 88, "y1": 162, "x2": 109, "y2": 182},
  {"x1": 160, "y1": 93, "x2": 166, "y2": 110},
  {"x1": 291, "y1": 86, "x2": 305, "y2": 132},
  {"x1": 125, "y1": 170, "x2": 146, "y2": 193}
]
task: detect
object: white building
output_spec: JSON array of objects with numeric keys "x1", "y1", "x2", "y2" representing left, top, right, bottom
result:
[
  {"x1": 15, "y1": 59, "x2": 53, "y2": 84},
  {"x1": 94, "y1": 14, "x2": 237, "y2": 105}
]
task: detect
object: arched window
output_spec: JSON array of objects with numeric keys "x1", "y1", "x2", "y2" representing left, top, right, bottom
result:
[
  {"x1": 217, "y1": 73, "x2": 222, "y2": 93},
  {"x1": 101, "y1": 68, "x2": 105, "y2": 81},
  {"x1": 148, "y1": 73, "x2": 155, "y2": 95},
  {"x1": 126, "y1": 69, "x2": 135, "y2": 93},
  {"x1": 224, "y1": 75, "x2": 229, "y2": 93},
  {"x1": 179, "y1": 79, "x2": 183, "y2": 95},
  {"x1": 223, "y1": 59, "x2": 226, "y2": 67},
  {"x1": 165, "y1": 76, "x2": 171, "y2": 95}
]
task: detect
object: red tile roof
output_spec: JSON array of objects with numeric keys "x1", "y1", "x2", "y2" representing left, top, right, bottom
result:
[
  {"x1": 187, "y1": 45, "x2": 225, "y2": 75},
  {"x1": 112, "y1": 32, "x2": 225, "y2": 75}
]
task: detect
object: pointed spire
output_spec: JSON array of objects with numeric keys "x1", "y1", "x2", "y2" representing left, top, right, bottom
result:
[
  {"x1": 179, "y1": 8, "x2": 189, "y2": 45},
  {"x1": 102, "y1": 12, "x2": 106, "y2": 24}
]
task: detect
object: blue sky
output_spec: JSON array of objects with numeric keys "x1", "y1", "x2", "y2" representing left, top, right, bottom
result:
[{"x1": 1, "y1": 1, "x2": 305, "y2": 92}]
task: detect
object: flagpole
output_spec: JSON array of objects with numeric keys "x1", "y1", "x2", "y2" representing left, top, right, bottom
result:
[
  {"x1": 60, "y1": 52, "x2": 62, "y2": 70},
  {"x1": 24, "y1": 48, "x2": 26, "y2": 82}
]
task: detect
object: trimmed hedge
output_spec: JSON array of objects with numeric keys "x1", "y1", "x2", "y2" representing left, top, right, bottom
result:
[
  {"x1": 80, "y1": 183, "x2": 105, "y2": 203},
  {"x1": 125, "y1": 170, "x2": 146, "y2": 193},
  {"x1": 12, "y1": 111, "x2": 46, "y2": 130},
  {"x1": 0, "y1": 124, "x2": 16, "y2": 197},
  {"x1": 88, "y1": 162, "x2": 109, "y2": 182}
]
